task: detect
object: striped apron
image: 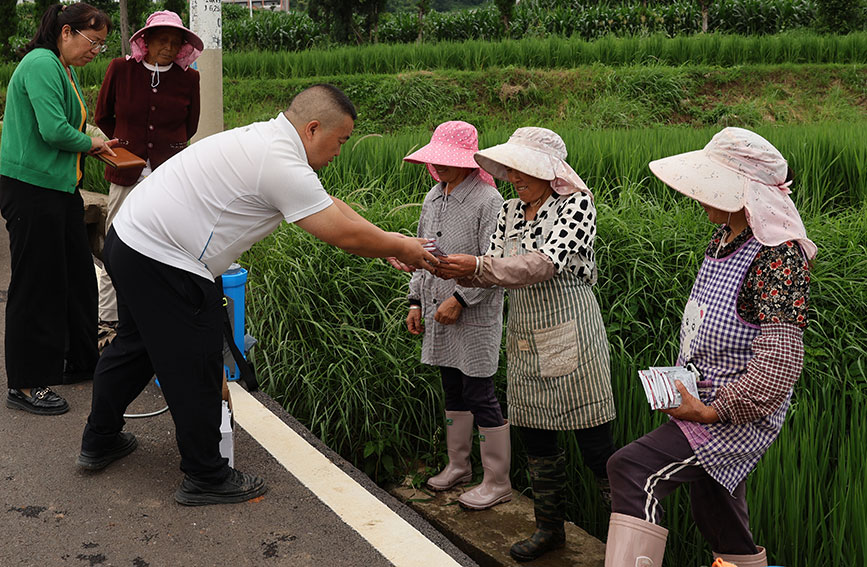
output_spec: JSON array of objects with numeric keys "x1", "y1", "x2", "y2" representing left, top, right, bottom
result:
[{"x1": 503, "y1": 203, "x2": 616, "y2": 430}]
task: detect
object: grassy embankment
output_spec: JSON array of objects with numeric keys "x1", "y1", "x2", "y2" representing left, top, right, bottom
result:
[{"x1": 0, "y1": 33, "x2": 864, "y2": 567}]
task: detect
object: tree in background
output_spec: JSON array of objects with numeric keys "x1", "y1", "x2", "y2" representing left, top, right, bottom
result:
[
  {"x1": 164, "y1": 0, "x2": 189, "y2": 22},
  {"x1": 416, "y1": 0, "x2": 429, "y2": 42},
  {"x1": 699, "y1": 0, "x2": 710, "y2": 32},
  {"x1": 815, "y1": 0, "x2": 866, "y2": 33},
  {"x1": 493, "y1": 0, "x2": 513, "y2": 35},
  {"x1": 0, "y1": 0, "x2": 17, "y2": 61},
  {"x1": 309, "y1": 0, "x2": 387, "y2": 43},
  {"x1": 127, "y1": 0, "x2": 151, "y2": 30},
  {"x1": 358, "y1": 0, "x2": 388, "y2": 42},
  {"x1": 35, "y1": 0, "x2": 53, "y2": 15},
  {"x1": 309, "y1": 0, "x2": 354, "y2": 42}
]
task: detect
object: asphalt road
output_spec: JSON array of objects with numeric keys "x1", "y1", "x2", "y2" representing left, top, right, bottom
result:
[{"x1": 0, "y1": 223, "x2": 476, "y2": 567}]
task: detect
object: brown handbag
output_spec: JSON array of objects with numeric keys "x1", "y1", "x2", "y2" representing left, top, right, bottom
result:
[{"x1": 94, "y1": 147, "x2": 146, "y2": 170}]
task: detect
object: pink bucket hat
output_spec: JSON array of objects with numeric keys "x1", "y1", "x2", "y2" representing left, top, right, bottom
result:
[
  {"x1": 129, "y1": 11, "x2": 204, "y2": 70},
  {"x1": 404, "y1": 121, "x2": 496, "y2": 187},
  {"x1": 473, "y1": 127, "x2": 590, "y2": 196},
  {"x1": 649, "y1": 127, "x2": 816, "y2": 259}
]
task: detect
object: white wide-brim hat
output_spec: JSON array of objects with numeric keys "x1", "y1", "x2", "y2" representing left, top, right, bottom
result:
[
  {"x1": 649, "y1": 127, "x2": 817, "y2": 259},
  {"x1": 474, "y1": 127, "x2": 589, "y2": 195},
  {"x1": 648, "y1": 127, "x2": 782, "y2": 212}
]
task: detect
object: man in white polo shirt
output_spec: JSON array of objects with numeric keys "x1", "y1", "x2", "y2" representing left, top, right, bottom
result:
[{"x1": 76, "y1": 84, "x2": 437, "y2": 505}]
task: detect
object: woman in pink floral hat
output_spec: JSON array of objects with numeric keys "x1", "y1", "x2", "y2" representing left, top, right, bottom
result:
[
  {"x1": 403, "y1": 121, "x2": 510, "y2": 510},
  {"x1": 93, "y1": 10, "x2": 202, "y2": 345},
  {"x1": 604, "y1": 127, "x2": 816, "y2": 567}
]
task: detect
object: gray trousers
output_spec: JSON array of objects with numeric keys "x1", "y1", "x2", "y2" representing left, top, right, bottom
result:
[
  {"x1": 606, "y1": 420, "x2": 759, "y2": 555},
  {"x1": 97, "y1": 182, "x2": 137, "y2": 321}
]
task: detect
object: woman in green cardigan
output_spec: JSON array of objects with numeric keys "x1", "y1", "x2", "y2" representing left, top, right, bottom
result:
[{"x1": 0, "y1": 3, "x2": 114, "y2": 415}]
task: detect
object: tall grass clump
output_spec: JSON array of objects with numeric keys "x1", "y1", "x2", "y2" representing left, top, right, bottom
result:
[
  {"x1": 2, "y1": 33, "x2": 867, "y2": 88},
  {"x1": 242, "y1": 125, "x2": 865, "y2": 567},
  {"x1": 317, "y1": 122, "x2": 867, "y2": 214},
  {"x1": 215, "y1": 33, "x2": 867, "y2": 80}
]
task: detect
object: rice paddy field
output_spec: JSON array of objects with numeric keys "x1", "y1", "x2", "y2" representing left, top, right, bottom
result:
[
  {"x1": 234, "y1": 40, "x2": 866, "y2": 567},
  {"x1": 1, "y1": 31, "x2": 864, "y2": 567}
]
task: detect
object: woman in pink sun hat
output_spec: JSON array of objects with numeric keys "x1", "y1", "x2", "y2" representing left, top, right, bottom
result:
[
  {"x1": 93, "y1": 10, "x2": 202, "y2": 344},
  {"x1": 403, "y1": 121, "x2": 510, "y2": 510},
  {"x1": 605, "y1": 127, "x2": 816, "y2": 567}
]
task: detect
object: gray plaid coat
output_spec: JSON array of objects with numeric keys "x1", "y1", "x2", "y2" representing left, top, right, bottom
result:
[{"x1": 407, "y1": 171, "x2": 504, "y2": 377}]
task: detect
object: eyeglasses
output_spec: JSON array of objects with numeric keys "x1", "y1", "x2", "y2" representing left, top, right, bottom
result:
[{"x1": 74, "y1": 29, "x2": 107, "y2": 53}]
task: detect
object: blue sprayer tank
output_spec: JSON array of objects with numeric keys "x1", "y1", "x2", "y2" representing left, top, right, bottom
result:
[{"x1": 221, "y1": 263, "x2": 248, "y2": 381}]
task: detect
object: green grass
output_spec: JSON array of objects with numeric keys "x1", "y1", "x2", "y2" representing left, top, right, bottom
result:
[{"x1": 215, "y1": 32, "x2": 867, "y2": 78}]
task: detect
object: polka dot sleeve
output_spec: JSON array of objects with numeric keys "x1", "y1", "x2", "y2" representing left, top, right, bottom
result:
[
  {"x1": 538, "y1": 193, "x2": 598, "y2": 283},
  {"x1": 485, "y1": 201, "x2": 509, "y2": 258}
]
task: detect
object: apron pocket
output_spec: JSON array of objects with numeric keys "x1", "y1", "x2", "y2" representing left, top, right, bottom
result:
[{"x1": 534, "y1": 319, "x2": 579, "y2": 377}]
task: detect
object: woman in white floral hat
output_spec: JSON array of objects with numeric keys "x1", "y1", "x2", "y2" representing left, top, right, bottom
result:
[
  {"x1": 604, "y1": 127, "x2": 816, "y2": 567},
  {"x1": 437, "y1": 126, "x2": 617, "y2": 562}
]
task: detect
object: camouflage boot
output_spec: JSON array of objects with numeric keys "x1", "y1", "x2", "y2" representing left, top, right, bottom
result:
[
  {"x1": 509, "y1": 452, "x2": 567, "y2": 562},
  {"x1": 597, "y1": 475, "x2": 613, "y2": 509}
]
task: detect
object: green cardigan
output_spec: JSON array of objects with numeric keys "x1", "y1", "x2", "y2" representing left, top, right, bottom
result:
[{"x1": 0, "y1": 48, "x2": 93, "y2": 193}]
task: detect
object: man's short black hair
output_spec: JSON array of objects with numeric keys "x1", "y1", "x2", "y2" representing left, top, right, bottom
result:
[{"x1": 306, "y1": 83, "x2": 357, "y2": 121}]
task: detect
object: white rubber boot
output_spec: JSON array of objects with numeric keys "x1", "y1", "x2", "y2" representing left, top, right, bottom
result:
[
  {"x1": 426, "y1": 411, "x2": 473, "y2": 491},
  {"x1": 713, "y1": 546, "x2": 768, "y2": 567},
  {"x1": 458, "y1": 421, "x2": 511, "y2": 510},
  {"x1": 604, "y1": 512, "x2": 668, "y2": 567}
]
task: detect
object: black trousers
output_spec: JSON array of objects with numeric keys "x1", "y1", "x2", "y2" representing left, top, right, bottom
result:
[
  {"x1": 0, "y1": 176, "x2": 97, "y2": 389},
  {"x1": 439, "y1": 366, "x2": 504, "y2": 428},
  {"x1": 519, "y1": 421, "x2": 615, "y2": 479},
  {"x1": 82, "y1": 229, "x2": 230, "y2": 483}
]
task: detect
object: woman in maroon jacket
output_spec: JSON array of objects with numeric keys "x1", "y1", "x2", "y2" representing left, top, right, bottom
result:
[{"x1": 94, "y1": 10, "x2": 202, "y2": 342}]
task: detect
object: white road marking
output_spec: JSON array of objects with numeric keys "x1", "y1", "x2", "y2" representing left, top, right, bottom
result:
[{"x1": 228, "y1": 382, "x2": 462, "y2": 567}]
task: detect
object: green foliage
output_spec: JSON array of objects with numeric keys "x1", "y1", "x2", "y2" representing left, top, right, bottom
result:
[
  {"x1": 308, "y1": 0, "x2": 388, "y2": 43},
  {"x1": 0, "y1": 0, "x2": 17, "y2": 61},
  {"x1": 143, "y1": 0, "x2": 851, "y2": 51},
  {"x1": 223, "y1": 9, "x2": 325, "y2": 51},
  {"x1": 162, "y1": 0, "x2": 188, "y2": 22},
  {"x1": 34, "y1": 0, "x2": 53, "y2": 16},
  {"x1": 210, "y1": 33, "x2": 867, "y2": 78},
  {"x1": 127, "y1": 0, "x2": 153, "y2": 31},
  {"x1": 815, "y1": 0, "x2": 867, "y2": 33}
]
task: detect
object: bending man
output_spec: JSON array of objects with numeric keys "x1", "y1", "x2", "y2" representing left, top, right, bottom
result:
[{"x1": 77, "y1": 84, "x2": 437, "y2": 506}]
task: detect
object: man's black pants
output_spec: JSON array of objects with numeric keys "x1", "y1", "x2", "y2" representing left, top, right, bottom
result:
[{"x1": 82, "y1": 228, "x2": 230, "y2": 483}]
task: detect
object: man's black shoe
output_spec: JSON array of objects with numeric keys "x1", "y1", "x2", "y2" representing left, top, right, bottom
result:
[
  {"x1": 6, "y1": 388, "x2": 69, "y2": 415},
  {"x1": 175, "y1": 468, "x2": 267, "y2": 506},
  {"x1": 77, "y1": 432, "x2": 138, "y2": 470}
]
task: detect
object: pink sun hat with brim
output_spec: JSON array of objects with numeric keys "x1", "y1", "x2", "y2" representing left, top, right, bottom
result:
[
  {"x1": 474, "y1": 127, "x2": 590, "y2": 196},
  {"x1": 404, "y1": 121, "x2": 496, "y2": 187},
  {"x1": 649, "y1": 126, "x2": 816, "y2": 260},
  {"x1": 129, "y1": 11, "x2": 204, "y2": 70}
]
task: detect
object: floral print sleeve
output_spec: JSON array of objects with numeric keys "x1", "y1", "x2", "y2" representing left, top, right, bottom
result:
[
  {"x1": 739, "y1": 241, "x2": 810, "y2": 328},
  {"x1": 707, "y1": 227, "x2": 810, "y2": 328}
]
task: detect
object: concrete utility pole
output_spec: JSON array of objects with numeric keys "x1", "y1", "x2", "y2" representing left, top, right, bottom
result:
[{"x1": 189, "y1": 0, "x2": 224, "y2": 141}]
